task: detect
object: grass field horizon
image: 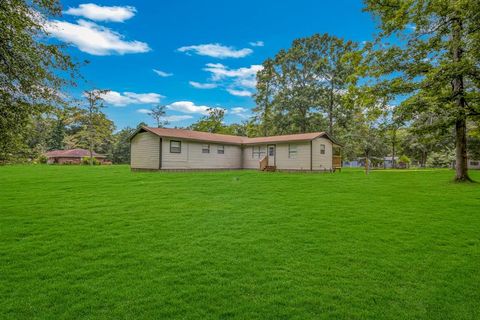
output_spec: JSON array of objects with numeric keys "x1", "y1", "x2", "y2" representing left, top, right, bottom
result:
[{"x1": 1, "y1": 165, "x2": 479, "y2": 319}]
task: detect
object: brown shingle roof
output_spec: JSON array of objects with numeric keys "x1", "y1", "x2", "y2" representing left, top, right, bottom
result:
[
  {"x1": 139, "y1": 127, "x2": 340, "y2": 145},
  {"x1": 143, "y1": 127, "x2": 245, "y2": 144},
  {"x1": 45, "y1": 149, "x2": 106, "y2": 158},
  {"x1": 243, "y1": 132, "x2": 326, "y2": 144}
]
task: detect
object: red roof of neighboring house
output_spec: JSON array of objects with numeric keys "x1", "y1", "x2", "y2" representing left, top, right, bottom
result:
[
  {"x1": 136, "y1": 127, "x2": 340, "y2": 146},
  {"x1": 45, "y1": 149, "x2": 106, "y2": 158}
]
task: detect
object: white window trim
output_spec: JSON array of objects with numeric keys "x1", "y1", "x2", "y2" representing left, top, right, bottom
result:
[
  {"x1": 320, "y1": 144, "x2": 326, "y2": 155},
  {"x1": 202, "y1": 144, "x2": 210, "y2": 153},
  {"x1": 217, "y1": 145, "x2": 225, "y2": 154},
  {"x1": 252, "y1": 146, "x2": 266, "y2": 159},
  {"x1": 170, "y1": 140, "x2": 181, "y2": 153},
  {"x1": 288, "y1": 144, "x2": 297, "y2": 159}
]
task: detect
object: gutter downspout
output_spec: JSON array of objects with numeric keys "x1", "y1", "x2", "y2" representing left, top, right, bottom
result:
[
  {"x1": 310, "y1": 140, "x2": 313, "y2": 171},
  {"x1": 159, "y1": 137, "x2": 162, "y2": 170}
]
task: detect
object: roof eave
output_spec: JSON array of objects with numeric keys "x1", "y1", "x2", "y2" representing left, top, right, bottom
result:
[{"x1": 130, "y1": 126, "x2": 244, "y2": 145}]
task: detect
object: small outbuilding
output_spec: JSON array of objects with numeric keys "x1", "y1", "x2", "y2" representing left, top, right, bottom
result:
[{"x1": 45, "y1": 149, "x2": 107, "y2": 164}]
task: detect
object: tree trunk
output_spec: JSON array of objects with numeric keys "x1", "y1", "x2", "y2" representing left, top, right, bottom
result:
[
  {"x1": 392, "y1": 130, "x2": 396, "y2": 169},
  {"x1": 89, "y1": 144, "x2": 93, "y2": 166},
  {"x1": 328, "y1": 86, "x2": 334, "y2": 135},
  {"x1": 422, "y1": 151, "x2": 427, "y2": 168},
  {"x1": 455, "y1": 117, "x2": 470, "y2": 181},
  {"x1": 365, "y1": 151, "x2": 369, "y2": 175},
  {"x1": 452, "y1": 18, "x2": 471, "y2": 182}
]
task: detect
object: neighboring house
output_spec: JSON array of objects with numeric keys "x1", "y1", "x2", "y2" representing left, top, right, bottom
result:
[
  {"x1": 45, "y1": 149, "x2": 107, "y2": 164},
  {"x1": 468, "y1": 159, "x2": 480, "y2": 169},
  {"x1": 343, "y1": 157, "x2": 384, "y2": 168},
  {"x1": 383, "y1": 156, "x2": 399, "y2": 169},
  {"x1": 130, "y1": 127, "x2": 342, "y2": 171}
]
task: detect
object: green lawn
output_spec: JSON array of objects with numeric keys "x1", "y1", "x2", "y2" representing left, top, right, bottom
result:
[{"x1": 0, "y1": 166, "x2": 479, "y2": 319}]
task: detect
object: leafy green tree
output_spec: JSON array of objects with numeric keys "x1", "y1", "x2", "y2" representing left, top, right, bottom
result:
[
  {"x1": 253, "y1": 59, "x2": 276, "y2": 136},
  {"x1": 46, "y1": 106, "x2": 79, "y2": 150},
  {"x1": 112, "y1": 127, "x2": 135, "y2": 164},
  {"x1": 343, "y1": 86, "x2": 389, "y2": 173},
  {"x1": 253, "y1": 34, "x2": 359, "y2": 135},
  {"x1": 190, "y1": 108, "x2": 227, "y2": 133},
  {"x1": 400, "y1": 111, "x2": 454, "y2": 167},
  {"x1": 399, "y1": 155, "x2": 411, "y2": 168},
  {"x1": 380, "y1": 106, "x2": 404, "y2": 168},
  {"x1": 363, "y1": 0, "x2": 480, "y2": 181},
  {"x1": 0, "y1": 0, "x2": 78, "y2": 163},
  {"x1": 150, "y1": 105, "x2": 169, "y2": 128},
  {"x1": 254, "y1": 33, "x2": 360, "y2": 135},
  {"x1": 72, "y1": 90, "x2": 114, "y2": 165}
]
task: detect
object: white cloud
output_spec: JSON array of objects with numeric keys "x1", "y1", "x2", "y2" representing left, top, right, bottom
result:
[
  {"x1": 124, "y1": 92, "x2": 163, "y2": 104},
  {"x1": 203, "y1": 63, "x2": 263, "y2": 82},
  {"x1": 101, "y1": 91, "x2": 163, "y2": 106},
  {"x1": 230, "y1": 107, "x2": 250, "y2": 119},
  {"x1": 153, "y1": 69, "x2": 173, "y2": 77},
  {"x1": 45, "y1": 19, "x2": 150, "y2": 55},
  {"x1": 249, "y1": 41, "x2": 264, "y2": 47},
  {"x1": 65, "y1": 4, "x2": 137, "y2": 22},
  {"x1": 165, "y1": 115, "x2": 194, "y2": 122},
  {"x1": 136, "y1": 109, "x2": 193, "y2": 122},
  {"x1": 227, "y1": 89, "x2": 253, "y2": 97},
  {"x1": 177, "y1": 43, "x2": 252, "y2": 58},
  {"x1": 202, "y1": 63, "x2": 263, "y2": 96},
  {"x1": 189, "y1": 81, "x2": 218, "y2": 89},
  {"x1": 231, "y1": 107, "x2": 248, "y2": 114},
  {"x1": 166, "y1": 101, "x2": 218, "y2": 115}
]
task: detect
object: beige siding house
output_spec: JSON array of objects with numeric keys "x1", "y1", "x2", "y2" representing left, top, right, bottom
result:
[{"x1": 130, "y1": 127, "x2": 342, "y2": 171}]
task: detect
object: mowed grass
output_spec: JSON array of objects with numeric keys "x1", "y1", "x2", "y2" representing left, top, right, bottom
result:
[{"x1": 1, "y1": 166, "x2": 479, "y2": 319}]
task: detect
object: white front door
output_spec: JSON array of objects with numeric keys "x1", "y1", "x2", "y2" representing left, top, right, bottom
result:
[{"x1": 267, "y1": 145, "x2": 275, "y2": 166}]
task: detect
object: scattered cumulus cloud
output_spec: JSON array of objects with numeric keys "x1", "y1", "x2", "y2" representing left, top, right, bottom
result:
[
  {"x1": 153, "y1": 69, "x2": 173, "y2": 77},
  {"x1": 101, "y1": 91, "x2": 163, "y2": 106},
  {"x1": 189, "y1": 81, "x2": 218, "y2": 89},
  {"x1": 203, "y1": 63, "x2": 263, "y2": 82},
  {"x1": 231, "y1": 107, "x2": 248, "y2": 114},
  {"x1": 249, "y1": 40, "x2": 264, "y2": 47},
  {"x1": 136, "y1": 109, "x2": 193, "y2": 122},
  {"x1": 164, "y1": 115, "x2": 194, "y2": 122},
  {"x1": 226, "y1": 89, "x2": 252, "y2": 97},
  {"x1": 202, "y1": 63, "x2": 263, "y2": 97},
  {"x1": 166, "y1": 101, "x2": 211, "y2": 115},
  {"x1": 65, "y1": 4, "x2": 137, "y2": 22},
  {"x1": 230, "y1": 107, "x2": 250, "y2": 118},
  {"x1": 177, "y1": 43, "x2": 252, "y2": 59},
  {"x1": 45, "y1": 19, "x2": 150, "y2": 55}
]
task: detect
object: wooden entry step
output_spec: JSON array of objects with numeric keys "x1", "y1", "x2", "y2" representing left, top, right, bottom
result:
[{"x1": 264, "y1": 166, "x2": 276, "y2": 172}]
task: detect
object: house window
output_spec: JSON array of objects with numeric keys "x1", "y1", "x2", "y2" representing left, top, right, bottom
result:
[
  {"x1": 202, "y1": 144, "x2": 210, "y2": 153},
  {"x1": 170, "y1": 140, "x2": 181, "y2": 153},
  {"x1": 470, "y1": 161, "x2": 479, "y2": 166},
  {"x1": 288, "y1": 144, "x2": 297, "y2": 158},
  {"x1": 320, "y1": 144, "x2": 326, "y2": 155},
  {"x1": 217, "y1": 145, "x2": 225, "y2": 154},
  {"x1": 252, "y1": 146, "x2": 266, "y2": 159}
]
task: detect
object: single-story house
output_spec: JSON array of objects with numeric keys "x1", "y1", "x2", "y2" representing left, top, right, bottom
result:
[
  {"x1": 45, "y1": 149, "x2": 107, "y2": 164},
  {"x1": 343, "y1": 157, "x2": 384, "y2": 168},
  {"x1": 130, "y1": 126, "x2": 342, "y2": 171},
  {"x1": 383, "y1": 156, "x2": 399, "y2": 169},
  {"x1": 468, "y1": 159, "x2": 480, "y2": 169}
]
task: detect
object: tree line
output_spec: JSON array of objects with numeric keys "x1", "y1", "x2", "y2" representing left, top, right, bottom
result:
[{"x1": 1, "y1": 0, "x2": 479, "y2": 181}]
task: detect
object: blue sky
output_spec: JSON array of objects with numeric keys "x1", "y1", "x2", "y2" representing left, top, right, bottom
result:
[{"x1": 48, "y1": 0, "x2": 376, "y2": 129}]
